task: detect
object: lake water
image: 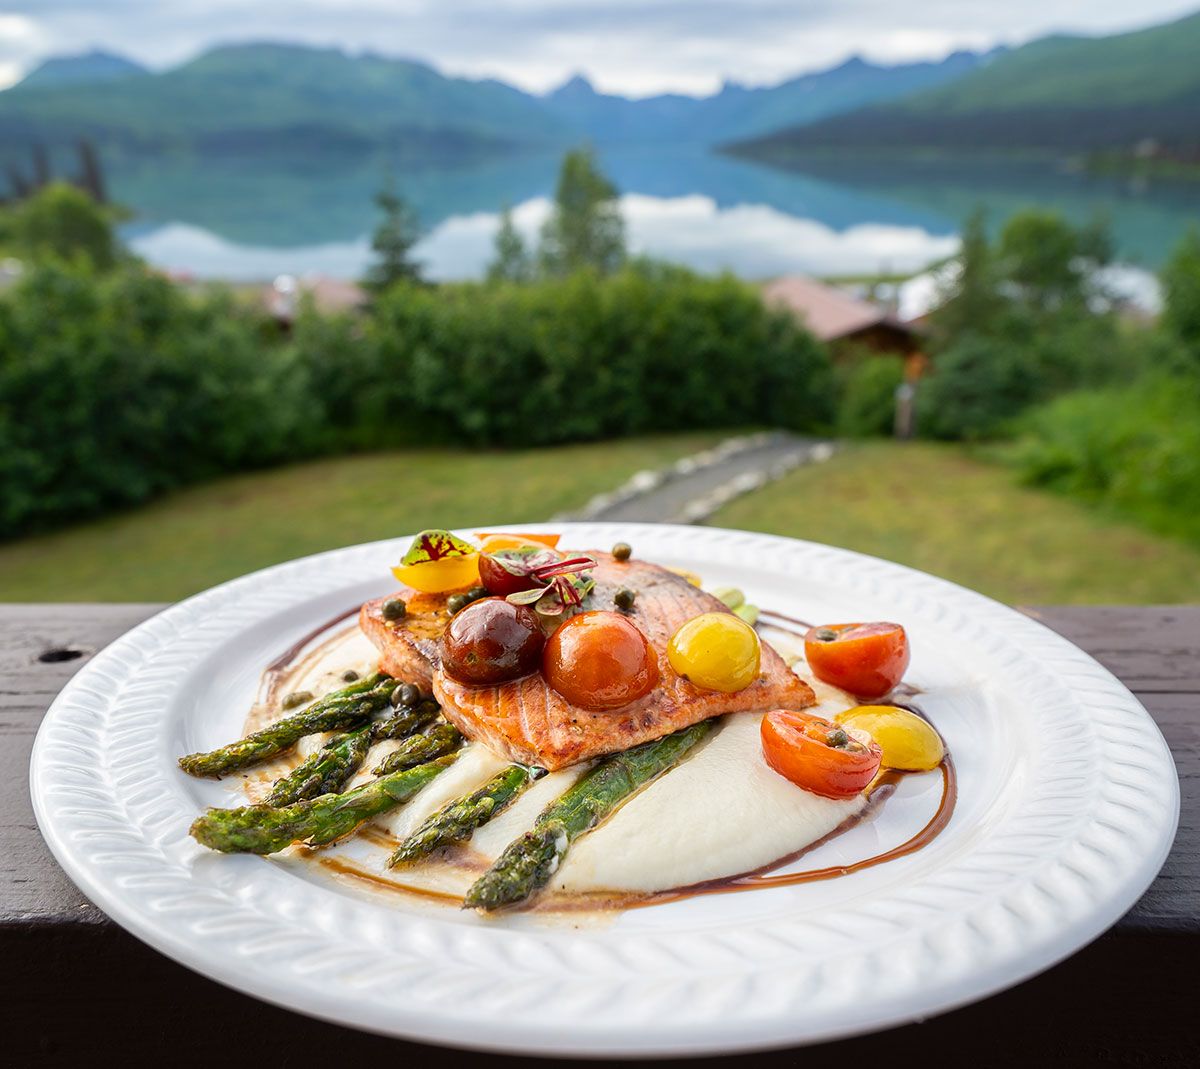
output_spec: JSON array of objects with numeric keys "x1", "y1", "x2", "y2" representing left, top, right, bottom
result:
[{"x1": 114, "y1": 145, "x2": 1200, "y2": 283}]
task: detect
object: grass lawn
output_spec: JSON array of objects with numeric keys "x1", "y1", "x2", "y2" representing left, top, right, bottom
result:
[
  {"x1": 711, "y1": 442, "x2": 1200, "y2": 605},
  {"x1": 0, "y1": 433, "x2": 724, "y2": 602}
]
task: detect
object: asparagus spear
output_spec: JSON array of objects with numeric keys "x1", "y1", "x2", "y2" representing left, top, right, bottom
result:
[
  {"x1": 190, "y1": 754, "x2": 459, "y2": 855},
  {"x1": 267, "y1": 724, "x2": 373, "y2": 806},
  {"x1": 388, "y1": 764, "x2": 545, "y2": 867},
  {"x1": 464, "y1": 720, "x2": 715, "y2": 911},
  {"x1": 373, "y1": 722, "x2": 463, "y2": 775},
  {"x1": 178, "y1": 672, "x2": 397, "y2": 778},
  {"x1": 370, "y1": 698, "x2": 440, "y2": 742}
]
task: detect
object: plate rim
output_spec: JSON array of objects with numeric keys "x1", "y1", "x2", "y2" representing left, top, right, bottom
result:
[{"x1": 30, "y1": 523, "x2": 1180, "y2": 1056}]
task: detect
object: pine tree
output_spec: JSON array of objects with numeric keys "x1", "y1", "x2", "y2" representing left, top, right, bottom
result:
[
  {"x1": 364, "y1": 178, "x2": 424, "y2": 293},
  {"x1": 487, "y1": 206, "x2": 532, "y2": 283},
  {"x1": 929, "y1": 207, "x2": 1002, "y2": 347},
  {"x1": 538, "y1": 147, "x2": 625, "y2": 277}
]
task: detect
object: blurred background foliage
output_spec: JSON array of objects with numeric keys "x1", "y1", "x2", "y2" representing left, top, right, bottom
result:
[{"x1": 0, "y1": 148, "x2": 1198, "y2": 600}]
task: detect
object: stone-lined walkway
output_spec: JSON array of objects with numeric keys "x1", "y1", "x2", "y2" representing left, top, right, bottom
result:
[{"x1": 559, "y1": 432, "x2": 835, "y2": 524}]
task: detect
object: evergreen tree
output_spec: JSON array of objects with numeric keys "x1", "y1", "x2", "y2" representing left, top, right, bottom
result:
[
  {"x1": 1161, "y1": 227, "x2": 1200, "y2": 358},
  {"x1": 487, "y1": 206, "x2": 532, "y2": 283},
  {"x1": 929, "y1": 207, "x2": 1002, "y2": 347},
  {"x1": 364, "y1": 178, "x2": 423, "y2": 293},
  {"x1": 538, "y1": 147, "x2": 625, "y2": 277}
]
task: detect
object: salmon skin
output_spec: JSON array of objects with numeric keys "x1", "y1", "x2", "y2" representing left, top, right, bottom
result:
[{"x1": 362, "y1": 551, "x2": 814, "y2": 770}]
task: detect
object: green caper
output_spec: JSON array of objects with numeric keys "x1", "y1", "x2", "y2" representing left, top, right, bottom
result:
[
  {"x1": 611, "y1": 542, "x2": 632, "y2": 562},
  {"x1": 826, "y1": 727, "x2": 850, "y2": 749},
  {"x1": 341, "y1": 669, "x2": 360, "y2": 682},
  {"x1": 282, "y1": 690, "x2": 314, "y2": 710},
  {"x1": 382, "y1": 597, "x2": 407, "y2": 621},
  {"x1": 465, "y1": 586, "x2": 488, "y2": 603},
  {"x1": 814, "y1": 627, "x2": 837, "y2": 642},
  {"x1": 447, "y1": 593, "x2": 470, "y2": 615},
  {"x1": 614, "y1": 587, "x2": 636, "y2": 611},
  {"x1": 392, "y1": 682, "x2": 422, "y2": 708}
]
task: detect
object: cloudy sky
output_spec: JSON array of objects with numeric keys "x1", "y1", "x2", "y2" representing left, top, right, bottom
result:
[{"x1": 2, "y1": 1, "x2": 1198, "y2": 96}]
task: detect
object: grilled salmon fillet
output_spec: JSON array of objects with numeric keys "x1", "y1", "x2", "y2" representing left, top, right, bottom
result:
[{"x1": 364, "y1": 551, "x2": 814, "y2": 770}]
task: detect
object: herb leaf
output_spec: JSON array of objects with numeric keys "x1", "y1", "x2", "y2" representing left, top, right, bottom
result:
[{"x1": 399, "y1": 529, "x2": 477, "y2": 567}]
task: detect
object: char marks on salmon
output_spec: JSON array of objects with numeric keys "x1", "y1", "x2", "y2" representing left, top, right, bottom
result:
[{"x1": 363, "y1": 552, "x2": 815, "y2": 770}]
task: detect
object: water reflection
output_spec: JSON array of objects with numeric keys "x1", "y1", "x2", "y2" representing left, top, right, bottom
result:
[
  {"x1": 129, "y1": 193, "x2": 960, "y2": 281},
  {"x1": 115, "y1": 145, "x2": 1200, "y2": 281}
]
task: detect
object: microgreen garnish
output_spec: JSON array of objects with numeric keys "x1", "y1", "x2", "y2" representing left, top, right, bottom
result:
[{"x1": 501, "y1": 554, "x2": 597, "y2": 615}]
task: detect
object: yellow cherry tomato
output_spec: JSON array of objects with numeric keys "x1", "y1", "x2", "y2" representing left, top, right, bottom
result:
[
  {"x1": 833, "y1": 705, "x2": 945, "y2": 772},
  {"x1": 667, "y1": 567, "x2": 703, "y2": 587},
  {"x1": 391, "y1": 554, "x2": 480, "y2": 594},
  {"x1": 667, "y1": 612, "x2": 760, "y2": 693}
]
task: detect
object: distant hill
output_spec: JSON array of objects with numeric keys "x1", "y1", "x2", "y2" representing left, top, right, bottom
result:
[
  {"x1": 0, "y1": 43, "x2": 568, "y2": 159},
  {"x1": 17, "y1": 50, "x2": 147, "y2": 90},
  {"x1": 732, "y1": 11, "x2": 1200, "y2": 160},
  {"x1": 540, "y1": 51, "x2": 990, "y2": 143},
  {"x1": 0, "y1": 41, "x2": 990, "y2": 168}
]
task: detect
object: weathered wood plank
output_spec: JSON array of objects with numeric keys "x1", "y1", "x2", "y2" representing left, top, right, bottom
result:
[
  {"x1": 1, "y1": 605, "x2": 160, "y2": 926},
  {"x1": 1024, "y1": 605, "x2": 1200, "y2": 692}
]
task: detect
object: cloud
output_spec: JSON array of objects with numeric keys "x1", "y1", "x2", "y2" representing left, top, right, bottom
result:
[{"x1": 6, "y1": 1, "x2": 1200, "y2": 95}]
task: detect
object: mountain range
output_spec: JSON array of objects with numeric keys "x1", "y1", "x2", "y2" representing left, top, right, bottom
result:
[
  {"x1": 3, "y1": 9, "x2": 1197, "y2": 172},
  {"x1": 0, "y1": 42, "x2": 987, "y2": 161},
  {"x1": 734, "y1": 10, "x2": 1200, "y2": 161}
]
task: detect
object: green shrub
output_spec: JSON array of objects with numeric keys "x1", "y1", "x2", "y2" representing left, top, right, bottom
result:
[
  {"x1": 0, "y1": 182, "x2": 120, "y2": 270},
  {"x1": 0, "y1": 260, "x2": 304, "y2": 536},
  {"x1": 360, "y1": 269, "x2": 833, "y2": 446},
  {"x1": 919, "y1": 334, "x2": 1042, "y2": 440},
  {"x1": 1009, "y1": 374, "x2": 1200, "y2": 545},
  {"x1": 0, "y1": 261, "x2": 831, "y2": 536},
  {"x1": 919, "y1": 316, "x2": 1151, "y2": 441},
  {"x1": 836, "y1": 356, "x2": 903, "y2": 438}
]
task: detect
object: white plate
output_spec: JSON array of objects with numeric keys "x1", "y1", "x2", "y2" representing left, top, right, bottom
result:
[{"x1": 30, "y1": 524, "x2": 1178, "y2": 1057}]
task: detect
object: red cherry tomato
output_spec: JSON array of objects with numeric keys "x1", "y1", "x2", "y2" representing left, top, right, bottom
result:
[
  {"x1": 803, "y1": 622, "x2": 909, "y2": 699},
  {"x1": 543, "y1": 611, "x2": 659, "y2": 711},
  {"x1": 760, "y1": 709, "x2": 882, "y2": 799},
  {"x1": 477, "y1": 547, "x2": 559, "y2": 597}
]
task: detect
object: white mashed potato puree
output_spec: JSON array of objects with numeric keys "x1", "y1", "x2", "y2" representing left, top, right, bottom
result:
[{"x1": 256, "y1": 625, "x2": 870, "y2": 898}]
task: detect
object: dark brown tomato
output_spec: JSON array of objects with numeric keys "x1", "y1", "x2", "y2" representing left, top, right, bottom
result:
[{"x1": 441, "y1": 597, "x2": 546, "y2": 685}]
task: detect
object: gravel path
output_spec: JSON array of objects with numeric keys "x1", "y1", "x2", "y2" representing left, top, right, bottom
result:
[{"x1": 560, "y1": 432, "x2": 835, "y2": 525}]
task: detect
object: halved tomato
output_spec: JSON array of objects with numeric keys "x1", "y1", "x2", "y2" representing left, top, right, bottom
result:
[
  {"x1": 803, "y1": 622, "x2": 909, "y2": 699},
  {"x1": 760, "y1": 709, "x2": 882, "y2": 799}
]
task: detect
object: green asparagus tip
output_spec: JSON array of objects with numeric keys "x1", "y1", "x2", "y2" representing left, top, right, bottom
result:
[{"x1": 462, "y1": 822, "x2": 567, "y2": 912}]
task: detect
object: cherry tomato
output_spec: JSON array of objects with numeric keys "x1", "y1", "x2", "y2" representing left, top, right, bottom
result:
[
  {"x1": 543, "y1": 611, "x2": 658, "y2": 710},
  {"x1": 392, "y1": 554, "x2": 480, "y2": 595},
  {"x1": 441, "y1": 597, "x2": 545, "y2": 685},
  {"x1": 803, "y1": 622, "x2": 909, "y2": 699},
  {"x1": 667, "y1": 612, "x2": 760, "y2": 693},
  {"x1": 761, "y1": 709, "x2": 882, "y2": 799},
  {"x1": 834, "y1": 705, "x2": 944, "y2": 771},
  {"x1": 478, "y1": 546, "x2": 559, "y2": 597}
]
